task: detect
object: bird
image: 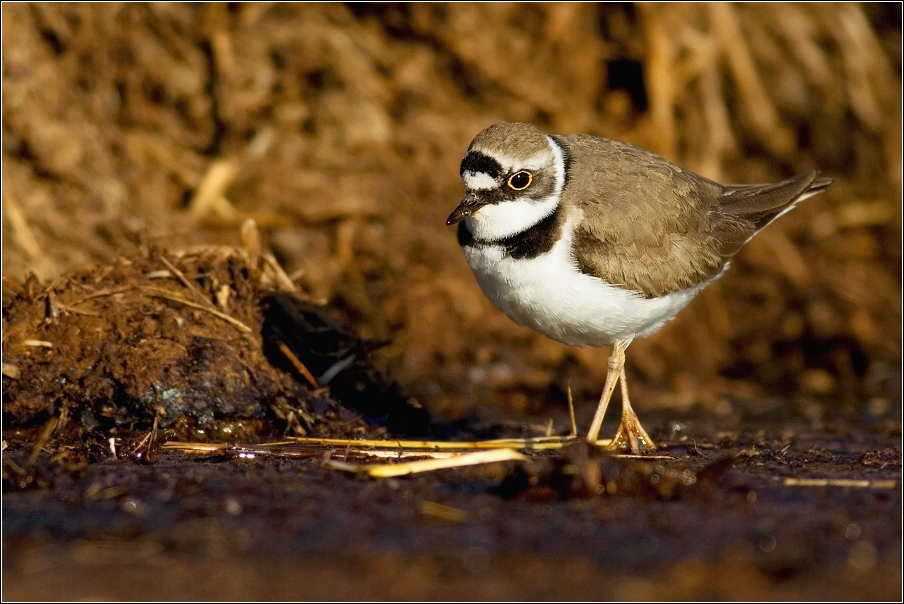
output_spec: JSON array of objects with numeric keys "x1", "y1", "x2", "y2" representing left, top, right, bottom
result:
[{"x1": 446, "y1": 122, "x2": 833, "y2": 454}]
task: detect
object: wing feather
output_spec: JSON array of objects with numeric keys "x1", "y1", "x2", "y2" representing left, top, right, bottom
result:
[{"x1": 563, "y1": 135, "x2": 831, "y2": 297}]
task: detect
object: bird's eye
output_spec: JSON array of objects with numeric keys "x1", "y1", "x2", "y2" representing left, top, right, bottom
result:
[{"x1": 507, "y1": 171, "x2": 533, "y2": 191}]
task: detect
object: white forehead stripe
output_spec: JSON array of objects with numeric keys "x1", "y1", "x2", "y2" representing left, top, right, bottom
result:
[{"x1": 463, "y1": 171, "x2": 498, "y2": 191}]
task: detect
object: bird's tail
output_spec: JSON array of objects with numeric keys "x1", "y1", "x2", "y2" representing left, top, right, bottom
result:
[{"x1": 720, "y1": 171, "x2": 833, "y2": 230}]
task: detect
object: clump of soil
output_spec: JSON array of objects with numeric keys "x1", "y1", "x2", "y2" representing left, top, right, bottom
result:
[{"x1": 2, "y1": 230, "x2": 426, "y2": 443}]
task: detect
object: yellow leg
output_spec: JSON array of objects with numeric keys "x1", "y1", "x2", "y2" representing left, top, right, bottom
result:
[
  {"x1": 584, "y1": 340, "x2": 626, "y2": 445},
  {"x1": 608, "y1": 361, "x2": 656, "y2": 453}
]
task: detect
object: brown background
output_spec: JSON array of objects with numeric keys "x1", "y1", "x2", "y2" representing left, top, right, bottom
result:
[
  {"x1": 3, "y1": 5, "x2": 902, "y2": 601},
  {"x1": 3, "y1": 3, "x2": 901, "y2": 427}
]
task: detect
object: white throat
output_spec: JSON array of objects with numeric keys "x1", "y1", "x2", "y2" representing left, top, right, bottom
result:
[{"x1": 464, "y1": 136, "x2": 567, "y2": 242}]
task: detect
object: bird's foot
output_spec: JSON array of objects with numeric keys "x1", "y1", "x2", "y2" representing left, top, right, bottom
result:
[{"x1": 607, "y1": 417, "x2": 656, "y2": 454}]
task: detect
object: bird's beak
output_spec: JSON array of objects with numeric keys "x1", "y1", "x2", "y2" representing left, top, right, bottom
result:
[{"x1": 446, "y1": 194, "x2": 485, "y2": 225}]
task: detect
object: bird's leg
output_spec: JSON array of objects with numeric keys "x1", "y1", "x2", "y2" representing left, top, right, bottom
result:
[
  {"x1": 609, "y1": 360, "x2": 656, "y2": 454},
  {"x1": 585, "y1": 340, "x2": 626, "y2": 445}
]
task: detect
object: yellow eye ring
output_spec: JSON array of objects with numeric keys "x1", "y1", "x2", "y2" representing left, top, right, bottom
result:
[{"x1": 507, "y1": 171, "x2": 533, "y2": 191}]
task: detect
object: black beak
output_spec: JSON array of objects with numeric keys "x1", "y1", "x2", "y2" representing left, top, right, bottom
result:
[{"x1": 446, "y1": 194, "x2": 485, "y2": 225}]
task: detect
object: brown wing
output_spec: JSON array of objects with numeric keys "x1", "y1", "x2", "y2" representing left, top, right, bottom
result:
[
  {"x1": 718, "y1": 173, "x2": 833, "y2": 253},
  {"x1": 561, "y1": 135, "x2": 830, "y2": 298}
]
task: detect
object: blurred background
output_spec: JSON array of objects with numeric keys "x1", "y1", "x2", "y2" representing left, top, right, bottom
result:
[{"x1": 3, "y1": 3, "x2": 901, "y2": 430}]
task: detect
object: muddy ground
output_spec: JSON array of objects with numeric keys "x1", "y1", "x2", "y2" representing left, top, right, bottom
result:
[
  {"x1": 3, "y1": 3, "x2": 902, "y2": 601},
  {"x1": 3, "y1": 416, "x2": 901, "y2": 600}
]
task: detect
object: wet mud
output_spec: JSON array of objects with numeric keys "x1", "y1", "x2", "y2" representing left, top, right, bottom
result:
[{"x1": 3, "y1": 417, "x2": 901, "y2": 600}]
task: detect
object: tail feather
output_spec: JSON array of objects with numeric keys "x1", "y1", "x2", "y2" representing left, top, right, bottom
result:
[{"x1": 720, "y1": 170, "x2": 832, "y2": 229}]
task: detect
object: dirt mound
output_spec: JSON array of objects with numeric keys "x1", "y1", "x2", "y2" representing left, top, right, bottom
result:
[{"x1": 2, "y1": 230, "x2": 427, "y2": 442}]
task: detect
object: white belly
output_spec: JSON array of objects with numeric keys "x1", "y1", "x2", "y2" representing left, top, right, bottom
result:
[{"x1": 462, "y1": 219, "x2": 708, "y2": 347}]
